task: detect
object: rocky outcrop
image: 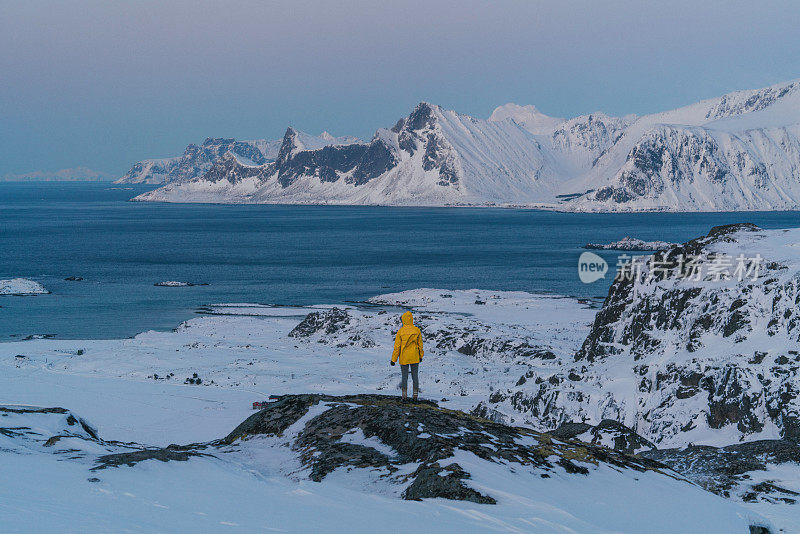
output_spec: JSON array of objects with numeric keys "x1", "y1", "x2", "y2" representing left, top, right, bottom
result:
[
  {"x1": 482, "y1": 225, "x2": 800, "y2": 448},
  {"x1": 549, "y1": 416, "x2": 800, "y2": 505},
  {"x1": 0, "y1": 278, "x2": 50, "y2": 295},
  {"x1": 642, "y1": 440, "x2": 800, "y2": 504},
  {"x1": 584, "y1": 236, "x2": 676, "y2": 251},
  {"x1": 225, "y1": 394, "x2": 666, "y2": 503}
]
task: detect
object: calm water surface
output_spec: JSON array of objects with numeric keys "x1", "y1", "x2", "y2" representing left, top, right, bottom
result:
[{"x1": 2, "y1": 182, "x2": 799, "y2": 339}]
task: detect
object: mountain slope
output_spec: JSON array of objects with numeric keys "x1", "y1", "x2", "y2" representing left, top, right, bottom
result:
[
  {"x1": 135, "y1": 79, "x2": 800, "y2": 210},
  {"x1": 116, "y1": 132, "x2": 359, "y2": 184},
  {"x1": 0, "y1": 398, "x2": 776, "y2": 533},
  {"x1": 482, "y1": 224, "x2": 800, "y2": 449},
  {"x1": 136, "y1": 103, "x2": 567, "y2": 205}
]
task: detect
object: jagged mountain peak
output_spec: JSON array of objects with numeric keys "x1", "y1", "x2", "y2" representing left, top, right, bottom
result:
[{"x1": 405, "y1": 101, "x2": 440, "y2": 131}]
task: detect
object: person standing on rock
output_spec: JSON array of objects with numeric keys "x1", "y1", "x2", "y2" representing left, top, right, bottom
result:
[{"x1": 391, "y1": 311, "x2": 424, "y2": 401}]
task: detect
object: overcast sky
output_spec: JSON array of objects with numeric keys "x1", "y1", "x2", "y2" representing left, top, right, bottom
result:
[{"x1": 2, "y1": 0, "x2": 799, "y2": 176}]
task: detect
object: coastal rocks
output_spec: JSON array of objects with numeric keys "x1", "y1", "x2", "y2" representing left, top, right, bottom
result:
[
  {"x1": 0, "y1": 278, "x2": 49, "y2": 295},
  {"x1": 481, "y1": 225, "x2": 800, "y2": 448},
  {"x1": 584, "y1": 236, "x2": 676, "y2": 251},
  {"x1": 154, "y1": 281, "x2": 208, "y2": 287}
]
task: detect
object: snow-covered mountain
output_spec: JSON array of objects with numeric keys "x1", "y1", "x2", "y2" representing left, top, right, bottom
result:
[
  {"x1": 483, "y1": 224, "x2": 800, "y2": 449},
  {"x1": 116, "y1": 132, "x2": 360, "y2": 184},
  {"x1": 135, "y1": 103, "x2": 565, "y2": 205},
  {"x1": 135, "y1": 79, "x2": 800, "y2": 211}
]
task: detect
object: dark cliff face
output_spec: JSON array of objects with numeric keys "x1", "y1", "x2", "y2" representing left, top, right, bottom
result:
[
  {"x1": 592, "y1": 127, "x2": 731, "y2": 205},
  {"x1": 272, "y1": 127, "x2": 396, "y2": 188},
  {"x1": 572, "y1": 223, "x2": 800, "y2": 442},
  {"x1": 201, "y1": 153, "x2": 268, "y2": 184},
  {"x1": 397, "y1": 103, "x2": 459, "y2": 187},
  {"x1": 576, "y1": 223, "x2": 763, "y2": 363},
  {"x1": 482, "y1": 224, "x2": 800, "y2": 449},
  {"x1": 267, "y1": 104, "x2": 456, "y2": 189}
]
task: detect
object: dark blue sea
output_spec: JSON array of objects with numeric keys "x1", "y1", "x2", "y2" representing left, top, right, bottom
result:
[{"x1": 2, "y1": 182, "x2": 798, "y2": 340}]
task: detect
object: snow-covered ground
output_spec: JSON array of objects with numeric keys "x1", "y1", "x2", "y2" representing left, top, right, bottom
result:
[
  {"x1": 0, "y1": 418, "x2": 773, "y2": 534},
  {"x1": 0, "y1": 277, "x2": 49, "y2": 295},
  {"x1": 2, "y1": 290, "x2": 596, "y2": 422},
  {"x1": 0, "y1": 287, "x2": 795, "y2": 532}
]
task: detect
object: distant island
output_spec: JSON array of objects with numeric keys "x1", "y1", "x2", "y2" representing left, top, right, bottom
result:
[{"x1": 1, "y1": 167, "x2": 112, "y2": 182}]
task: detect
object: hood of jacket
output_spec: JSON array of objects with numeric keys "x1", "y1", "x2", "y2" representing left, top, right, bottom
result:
[{"x1": 401, "y1": 311, "x2": 414, "y2": 326}]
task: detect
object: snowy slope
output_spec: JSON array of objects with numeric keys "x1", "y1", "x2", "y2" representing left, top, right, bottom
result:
[
  {"x1": 0, "y1": 397, "x2": 775, "y2": 533},
  {"x1": 484, "y1": 224, "x2": 800, "y2": 451},
  {"x1": 2, "y1": 266, "x2": 799, "y2": 531},
  {"x1": 135, "y1": 79, "x2": 800, "y2": 211},
  {"x1": 569, "y1": 80, "x2": 800, "y2": 211},
  {"x1": 488, "y1": 103, "x2": 564, "y2": 135},
  {"x1": 136, "y1": 103, "x2": 569, "y2": 205}
]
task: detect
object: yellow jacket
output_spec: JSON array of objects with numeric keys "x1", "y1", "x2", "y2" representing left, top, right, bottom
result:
[{"x1": 391, "y1": 311, "x2": 424, "y2": 365}]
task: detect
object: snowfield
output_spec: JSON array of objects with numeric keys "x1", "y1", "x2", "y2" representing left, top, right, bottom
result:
[
  {"x1": 0, "y1": 277, "x2": 49, "y2": 295},
  {"x1": 0, "y1": 282, "x2": 796, "y2": 532}
]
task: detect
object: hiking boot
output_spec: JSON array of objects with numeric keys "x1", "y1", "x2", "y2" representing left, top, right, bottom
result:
[{"x1": 412, "y1": 389, "x2": 419, "y2": 401}]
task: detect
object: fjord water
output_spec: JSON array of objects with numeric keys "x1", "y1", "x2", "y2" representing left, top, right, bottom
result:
[{"x1": 2, "y1": 182, "x2": 799, "y2": 340}]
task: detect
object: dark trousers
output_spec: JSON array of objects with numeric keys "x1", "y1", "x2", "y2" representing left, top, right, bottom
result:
[{"x1": 400, "y1": 363, "x2": 419, "y2": 391}]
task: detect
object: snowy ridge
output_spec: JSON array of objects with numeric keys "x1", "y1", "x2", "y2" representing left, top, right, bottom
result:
[
  {"x1": 488, "y1": 103, "x2": 565, "y2": 135},
  {"x1": 0, "y1": 399, "x2": 774, "y2": 533},
  {"x1": 136, "y1": 102, "x2": 568, "y2": 205},
  {"x1": 116, "y1": 132, "x2": 359, "y2": 184},
  {"x1": 134, "y1": 78, "x2": 800, "y2": 211},
  {"x1": 485, "y1": 224, "x2": 800, "y2": 450}
]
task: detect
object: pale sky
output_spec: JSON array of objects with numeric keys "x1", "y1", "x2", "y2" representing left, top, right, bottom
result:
[{"x1": 2, "y1": 0, "x2": 799, "y2": 176}]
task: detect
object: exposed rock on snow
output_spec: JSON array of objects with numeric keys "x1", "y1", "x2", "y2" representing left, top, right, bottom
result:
[
  {"x1": 116, "y1": 133, "x2": 360, "y2": 184},
  {"x1": 0, "y1": 278, "x2": 49, "y2": 295},
  {"x1": 549, "y1": 417, "x2": 800, "y2": 505},
  {"x1": 135, "y1": 79, "x2": 800, "y2": 211},
  {"x1": 642, "y1": 439, "x2": 800, "y2": 504},
  {"x1": 225, "y1": 394, "x2": 667, "y2": 503},
  {"x1": 584, "y1": 236, "x2": 676, "y2": 251},
  {"x1": 0, "y1": 280, "x2": 794, "y2": 531},
  {"x1": 0, "y1": 398, "x2": 776, "y2": 533},
  {"x1": 550, "y1": 419, "x2": 657, "y2": 454},
  {"x1": 484, "y1": 224, "x2": 800, "y2": 450}
]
